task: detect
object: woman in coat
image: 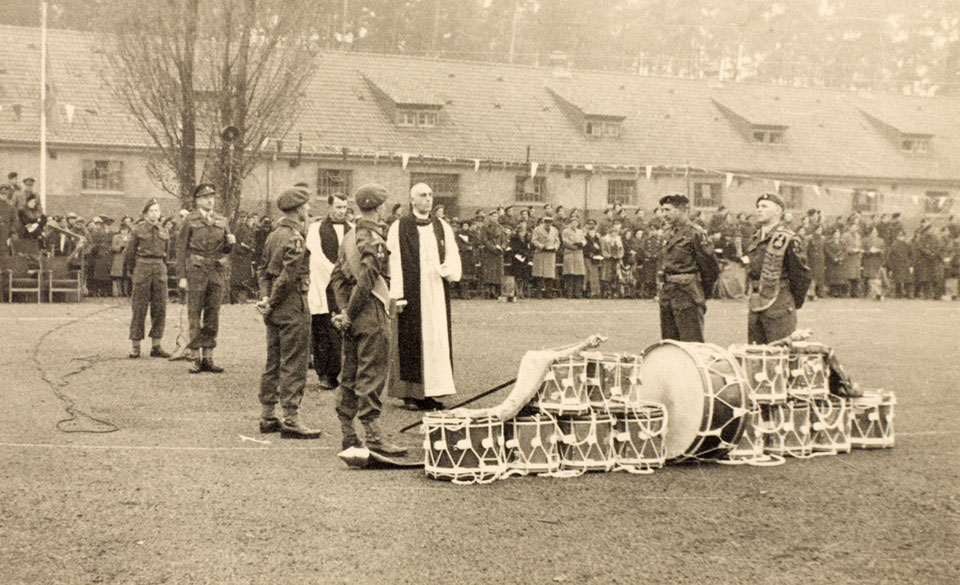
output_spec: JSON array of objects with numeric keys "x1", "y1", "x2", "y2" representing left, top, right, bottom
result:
[
  {"x1": 509, "y1": 220, "x2": 532, "y2": 299},
  {"x1": 16, "y1": 192, "x2": 46, "y2": 257},
  {"x1": 583, "y1": 220, "x2": 602, "y2": 298},
  {"x1": 885, "y1": 233, "x2": 913, "y2": 298},
  {"x1": 560, "y1": 218, "x2": 585, "y2": 298},
  {"x1": 805, "y1": 224, "x2": 827, "y2": 299},
  {"x1": 824, "y1": 228, "x2": 847, "y2": 297},
  {"x1": 530, "y1": 215, "x2": 560, "y2": 298},
  {"x1": 479, "y1": 211, "x2": 506, "y2": 299},
  {"x1": 862, "y1": 227, "x2": 885, "y2": 300},
  {"x1": 110, "y1": 222, "x2": 132, "y2": 296},
  {"x1": 840, "y1": 221, "x2": 863, "y2": 297}
]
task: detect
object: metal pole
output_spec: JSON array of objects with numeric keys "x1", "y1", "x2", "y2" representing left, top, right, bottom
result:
[
  {"x1": 40, "y1": 0, "x2": 48, "y2": 210},
  {"x1": 507, "y1": 0, "x2": 519, "y2": 64}
]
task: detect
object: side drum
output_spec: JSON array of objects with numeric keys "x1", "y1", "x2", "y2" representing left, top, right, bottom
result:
[
  {"x1": 536, "y1": 356, "x2": 591, "y2": 416},
  {"x1": 848, "y1": 390, "x2": 896, "y2": 449},
  {"x1": 504, "y1": 413, "x2": 562, "y2": 475},
  {"x1": 557, "y1": 412, "x2": 615, "y2": 472},
  {"x1": 787, "y1": 341, "x2": 831, "y2": 400},
  {"x1": 612, "y1": 402, "x2": 667, "y2": 472},
  {"x1": 423, "y1": 413, "x2": 506, "y2": 484},
  {"x1": 728, "y1": 344, "x2": 789, "y2": 404}
]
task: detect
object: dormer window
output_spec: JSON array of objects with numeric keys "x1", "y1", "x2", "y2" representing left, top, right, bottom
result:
[
  {"x1": 586, "y1": 119, "x2": 620, "y2": 137},
  {"x1": 901, "y1": 138, "x2": 929, "y2": 153},
  {"x1": 752, "y1": 129, "x2": 784, "y2": 144},
  {"x1": 397, "y1": 109, "x2": 437, "y2": 127}
]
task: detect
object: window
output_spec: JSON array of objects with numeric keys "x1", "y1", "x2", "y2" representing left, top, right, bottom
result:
[
  {"x1": 607, "y1": 179, "x2": 636, "y2": 206},
  {"x1": 693, "y1": 182, "x2": 722, "y2": 208},
  {"x1": 586, "y1": 120, "x2": 602, "y2": 136},
  {"x1": 752, "y1": 129, "x2": 785, "y2": 144},
  {"x1": 410, "y1": 172, "x2": 460, "y2": 216},
  {"x1": 924, "y1": 191, "x2": 950, "y2": 214},
  {"x1": 778, "y1": 185, "x2": 804, "y2": 210},
  {"x1": 317, "y1": 168, "x2": 352, "y2": 200},
  {"x1": 852, "y1": 189, "x2": 879, "y2": 213},
  {"x1": 397, "y1": 109, "x2": 437, "y2": 127},
  {"x1": 81, "y1": 160, "x2": 123, "y2": 192},
  {"x1": 585, "y1": 119, "x2": 621, "y2": 138},
  {"x1": 515, "y1": 175, "x2": 546, "y2": 203},
  {"x1": 902, "y1": 138, "x2": 929, "y2": 153},
  {"x1": 603, "y1": 121, "x2": 620, "y2": 137}
]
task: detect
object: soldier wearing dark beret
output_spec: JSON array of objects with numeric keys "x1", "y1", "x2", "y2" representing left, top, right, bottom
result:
[
  {"x1": 255, "y1": 187, "x2": 320, "y2": 438},
  {"x1": 123, "y1": 198, "x2": 170, "y2": 358},
  {"x1": 657, "y1": 193, "x2": 719, "y2": 342},
  {"x1": 746, "y1": 193, "x2": 812, "y2": 343},
  {"x1": 329, "y1": 184, "x2": 407, "y2": 456},
  {"x1": 175, "y1": 183, "x2": 236, "y2": 372}
]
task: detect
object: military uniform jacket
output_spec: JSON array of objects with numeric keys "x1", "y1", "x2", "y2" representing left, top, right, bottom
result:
[
  {"x1": 329, "y1": 218, "x2": 390, "y2": 322},
  {"x1": 659, "y1": 221, "x2": 719, "y2": 306},
  {"x1": 257, "y1": 217, "x2": 310, "y2": 310},
  {"x1": 746, "y1": 222, "x2": 811, "y2": 311},
  {"x1": 176, "y1": 209, "x2": 234, "y2": 276},
  {"x1": 122, "y1": 220, "x2": 169, "y2": 275}
]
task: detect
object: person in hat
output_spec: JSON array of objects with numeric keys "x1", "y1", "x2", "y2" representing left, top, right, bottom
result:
[
  {"x1": 255, "y1": 187, "x2": 321, "y2": 439},
  {"x1": 583, "y1": 219, "x2": 602, "y2": 298},
  {"x1": 22, "y1": 177, "x2": 36, "y2": 201},
  {"x1": 175, "y1": 183, "x2": 236, "y2": 372},
  {"x1": 6, "y1": 172, "x2": 22, "y2": 207},
  {"x1": 330, "y1": 184, "x2": 408, "y2": 455},
  {"x1": 479, "y1": 208, "x2": 506, "y2": 299},
  {"x1": 0, "y1": 184, "x2": 17, "y2": 256},
  {"x1": 530, "y1": 214, "x2": 560, "y2": 298},
  {"x1": 657, "y1": 193, "x2": 718, "y2": 342},
  {"x1": 385, "y1": 182, "x2": 462, "y2": 411},
  {"x1": 745, "y1": 192, "x2": 811, "y2": 343},
  {"x1": 123, "y1": 199, "x2": 171, "y2": 358},
  {"x1": 16, "y1": 192, "x2": 47, "y2": 257}
]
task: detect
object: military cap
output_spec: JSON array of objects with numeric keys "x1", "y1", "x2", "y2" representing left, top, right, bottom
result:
[
  {"x1": 585, "y1": 219, "x2": 597, "y2": 227},
  {"x1": 757, "y1": 192, "x2": 785, "y2": 209},
  {"x1": 193, "y1": 183, "x2": 216, "y2": 198},
  {"x1": 66, "y1": 211, "x2": 77, "y2": 219},
  {"x1": 542, "y1": 213, "x2": 554, "y2": 222},
  {"x1": 142, "y1": 198, "x2": 160, "y2": 215},
  {"x1": 354, "y1": 183, "x2": 388, "y2": 211},
  {"x1": 277, "y1": 187, "x2": 310, "y2": 211},
  {"x1": 23, "y1": 177, "x2": 35, "y2": 185},
  {"x1": 0, "y1": 183, "x2": 11, "y2": 192},
  {"x1": 7, "y1": 172, "x2": 17, "y2": 180},
  {"x1": 91, "y1": 215, "x2": 103, "y2": 223},
  {"x1": 658, "y1": 193, "x2": 689, "y2": 207}
]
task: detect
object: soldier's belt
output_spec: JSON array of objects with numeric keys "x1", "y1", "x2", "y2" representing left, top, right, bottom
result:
[
  {"x1": 189, "y1": 254, "x2": 227, "y2": 267},
  {"x1": 663, "y1": 272, "x2": 697, "y2": 285}
]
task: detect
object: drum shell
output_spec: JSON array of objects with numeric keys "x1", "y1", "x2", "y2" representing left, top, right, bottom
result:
[
  {"x1": 848, "y1": 390, "x2": 896, "y2": 449},
  {"x1": 612, "y1": 404, "x2": 666, "y2": 469},
  {"x1": 726, "y1": 405, "x2": 765, "y2": 461},
  {"x1": 557, "y1": 413, "x2": 615, "y2": 471},
  {"x1": 759, "y1": 402, "x2": 813, "y2": 458},
  {"x1": 583, "y1": 352, "x2": 643, "y2": 413},
  {"x1": 729, "y1": 344, "x2": 789, "y2": 405},
  {"x1": 809, "y1": 396, "x2": 851, "y2": 454},
  {"x1": 536, "y1": 357, "x2": 591, "y2": 415},
  {"x1": 423, "y1": 415, "x2": 506, "y2": 482},
  {"x1": 787, "y1": 344, "x2": 830, "y2": 400},
  {"x1": 504, "y1": 414, "x2": 562, "y2": 474}
]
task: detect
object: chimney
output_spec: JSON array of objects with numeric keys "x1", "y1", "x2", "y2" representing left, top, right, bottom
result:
[{"x1": 549, "y1": 50, "x2": 571, "y2": 78}]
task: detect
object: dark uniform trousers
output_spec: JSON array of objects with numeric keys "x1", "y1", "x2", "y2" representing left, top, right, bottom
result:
[
  {"x1": 186, "y1": 257, "x2": 225, "y2": 349},
  {"x1": 659, "y1": 278, "x2": 706, "y2": 342},
  {"x1": 337, "y1": 300, "x2": 389, "y2": 423},
  {"x1": 129, "y1": 259, "x2": 167, "y2": 341},
  {"x1": 748, "y1": 284, "x2": 797, "y2": 345},
  {"x1": 259, "y1": 292, "x2": 310, "y2": 416},
  {"x1": 311, "y1": 313, "x2": 342, "y2": 379}
]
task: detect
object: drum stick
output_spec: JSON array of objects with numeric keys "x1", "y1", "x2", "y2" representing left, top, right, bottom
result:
[{"x1": 398, "y1": 377, "x2": 517, "y2": 434}]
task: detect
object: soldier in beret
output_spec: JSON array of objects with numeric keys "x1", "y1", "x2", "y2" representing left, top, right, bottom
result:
[
  {"x1": 745, "y1": 193, "x2": 812, "y2": 343},
  {"x1": 255, "y1": 188, "x2": 320, "y2": 439},
  {"x1": 175, "y1": 183, "x2": 236, "y2": 372},
  {"x1": 329, "y1": 184, "x2": 407, "y2": 456},
  {"x1": 657, "y1": 193, "x2": 719, "y2": 342},
  {"x1": 123, "y1": 199, "x2": 171, "y2": 358}
]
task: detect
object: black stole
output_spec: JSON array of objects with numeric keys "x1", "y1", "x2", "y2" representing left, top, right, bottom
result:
[
  {"x1": 320, "y1": 218, "x2": 349, "y2": 310},
  {"x1": 397, "y1": 214, "x2": 451, "y2": 385}
]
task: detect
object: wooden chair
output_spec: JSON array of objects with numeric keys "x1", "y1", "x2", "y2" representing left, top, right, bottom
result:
[
  {"x1": 7, "y1": 254, "x2": 43, "y2": 303},
  {"x1": 47, "y1": 255, "x2": 84, "y2": 302}
]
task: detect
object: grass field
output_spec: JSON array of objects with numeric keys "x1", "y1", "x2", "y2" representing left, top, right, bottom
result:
[{"x1": 0, "y1": 297, "x2": 958, "y2": 584}]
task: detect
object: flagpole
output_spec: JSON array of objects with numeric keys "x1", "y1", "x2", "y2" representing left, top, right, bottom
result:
[{"x1": 40, "y1": 0, "x2": 48, "y2": 210}]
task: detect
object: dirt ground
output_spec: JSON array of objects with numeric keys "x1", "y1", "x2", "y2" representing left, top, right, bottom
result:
[{"x1": 0, "y1": 297, "x2": 958, "y2": 585}]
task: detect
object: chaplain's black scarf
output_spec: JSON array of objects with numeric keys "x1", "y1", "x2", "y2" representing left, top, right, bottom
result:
[
  {"x1": 319, "y1": 218, "x2": 349, "y2": 310},
  {"x1": 397, "y1": 212, "x2": 452, "y2": 385}
]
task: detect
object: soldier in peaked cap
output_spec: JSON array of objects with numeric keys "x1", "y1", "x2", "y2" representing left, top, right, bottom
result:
[
  {"x1": 745, "y1": 192, "x2": 811, "y2": 344},
  {"x1": 329, "y1": 183, "x2": 407, "y2": 456},
  {"x1": 657, "y1": 193, "x2": 719, "y2": 342},
  {"x1": 175, "y1": 183, "x2": 236, "y2": 372},
  {"x1": 256, "y1": 187, "x2": 321, "y2": 439}
]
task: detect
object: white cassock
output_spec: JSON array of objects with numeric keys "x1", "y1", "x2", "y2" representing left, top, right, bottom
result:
[
  {"x1": 305, "y1": 219, "x2": 344, "y2": 315},
  {"x1": 387, "y1": 217, "x2": 462, "y2": 397}
]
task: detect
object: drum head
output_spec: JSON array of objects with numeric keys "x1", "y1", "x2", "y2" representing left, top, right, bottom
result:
[{"x1": 638, "y1": 342, "x2": 705, "y2": 459}]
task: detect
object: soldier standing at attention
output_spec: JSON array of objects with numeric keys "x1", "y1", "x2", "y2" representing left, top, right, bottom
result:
[
  {"x1": 329, "y1": 184, "x2": 407, "y2": 456},
  {"x1": 123, "y1": 199, "x2": 171, "y2": 359},
  {"x1": 256, "y1": 188, "x2": 321, "y2": 439},
  {"x1": 746, "y1": 193, "x2": 812, "y2": 344},
  {"x1": 176, "y1": 183, "x2": 236, "y2": 373},
  {"x1": 657, "y1": 193, "x2": 719, "y2": 342}
]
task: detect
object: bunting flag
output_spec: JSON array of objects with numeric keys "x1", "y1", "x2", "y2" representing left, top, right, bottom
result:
[
  {"x1": 725, "y1": 172, "x2": 733, "y2": 188},
  {"x1": 585, "y1": 164, "x2": 594, "y2": 172},
  {"x1": 530, "y1": 161, "x2": 538, "y2": 178},
  {"x1": 401, "y1": 153, "x2": 410, "y2": 170},
  {"x1": 645, "y1": 165, "x2": 653, "y2": 181},
  {"x1": 813, "y1": 185, "x2": 821, "y2": 197},
  {"x1": 64, "y1": 103, "x2": 75, "y2": 124},
  {"x1": 474, "y1": 159, "x2": 480, "y2": 172},
  {"x1": 774, "y1": 180, "x2": 780, "y2": 192}
]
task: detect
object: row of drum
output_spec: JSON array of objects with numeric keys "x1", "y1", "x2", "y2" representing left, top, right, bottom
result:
[{"x1": 422, "y1": 404, "x2": 668, "y2": 485}]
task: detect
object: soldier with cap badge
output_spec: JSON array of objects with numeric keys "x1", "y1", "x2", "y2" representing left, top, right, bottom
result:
[
  {"x1": 745, "y1": 192, "x2": 812, "y2": 344},
  {"x1": 123, "y1": 198, "x2": 171, "y2": 359},
  {"x1": 255, "y1": 188, "x2": 321, "y2": 439},
  {"x1": 657, "y1": 193, "x2": 719, "y2": 342},
  {"x1": 329, "y1": 184, "x2": 407, "y2": 456},
  {"x1": 175, "y1": 183, "x2": 236, "y2": 372}
]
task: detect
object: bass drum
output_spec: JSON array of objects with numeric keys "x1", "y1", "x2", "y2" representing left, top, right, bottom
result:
[{"x1": 639, "y1": 341, "x2": 749, "y2": 461}]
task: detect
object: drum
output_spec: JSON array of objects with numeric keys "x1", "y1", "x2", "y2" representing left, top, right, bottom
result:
[
  {"x1": 612, "y1": 402, "x2": 667, "y2": 472},
  {"x1": 582, "y1": 352, "x2": 643, "y2": 413},
  {"x1": 725, "y1": 405, "x2": 766, "y2": 462},
  {"x1": 848, "y1": 390, "x2": 896, "y2": 449},
  {"x1": 809, "y1": 395, "x2": 851, "y2": 454},
  {"x1": 557, "y1": 412, "x2": 615, "y2": 472},
  {"x1": 728, "y1": 344, "x2": 789, "y2": 404},
  {"x1": 638, "y1": 341, "x2": 749, "y2": 461},
  {"x1": 504, "y1": 413, "x2": 562, "y2": 475},
  {"x1": 422, "y1": 413, "x2": 506, "y2": 484},
  {"x1": 787, "y1": 341, "x2": 830, "y2": 400},
  {"x1": 536, "y1": 356, "x2": 590, "y2": 415},
  {"x1": 759, "y1": 402, "x2": 813, "y2": 458}
]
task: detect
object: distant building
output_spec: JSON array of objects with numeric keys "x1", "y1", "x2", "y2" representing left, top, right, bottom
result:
[{"x1": 1, "y1": 24, "x2": 958, "y2": 221}]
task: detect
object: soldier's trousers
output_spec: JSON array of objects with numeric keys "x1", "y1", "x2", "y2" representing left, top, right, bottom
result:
[
  {"x1": 129, "y1": 260, "x2": 167, "y2": 341},
  {"x1": 748, "y1": 289, "x2": 797, "y2": 344},
  {"x1": 311, "y1": 313, "x2": 342, "y2": 381},
  {"x1": 185, "y1": 261, "x2": 225, "y2": 349},
  {"x1": 260, "y1": 293, "x2": 309, "y2": 418},
  {"x1": 659, "y1": 302, "x2": 705, "y2": 343},
  {"x1": 337, "y1": 301, "x2": 389, "y2": 423}
]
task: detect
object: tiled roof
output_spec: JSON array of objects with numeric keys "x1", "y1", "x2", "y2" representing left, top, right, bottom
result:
[{"x1": 3, "y1": 24, "x2": 960, "y2": 183}]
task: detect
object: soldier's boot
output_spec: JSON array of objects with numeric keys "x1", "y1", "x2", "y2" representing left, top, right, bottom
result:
[
  {"x1": 129, "y1": 342, "x2": 141, "y2": 359},
  {"x1": 362, "y1": 419, "x2": 407, "y2": 456},
  {"x1": 259, "y1": 404, "x2": 281, "y2": 434},
  {"x1": 280, "y1": 414, "x2": 321, "y2": 440},
  {"x1": 339, "y1": 414, "x2": 361, "y2": 450}
]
